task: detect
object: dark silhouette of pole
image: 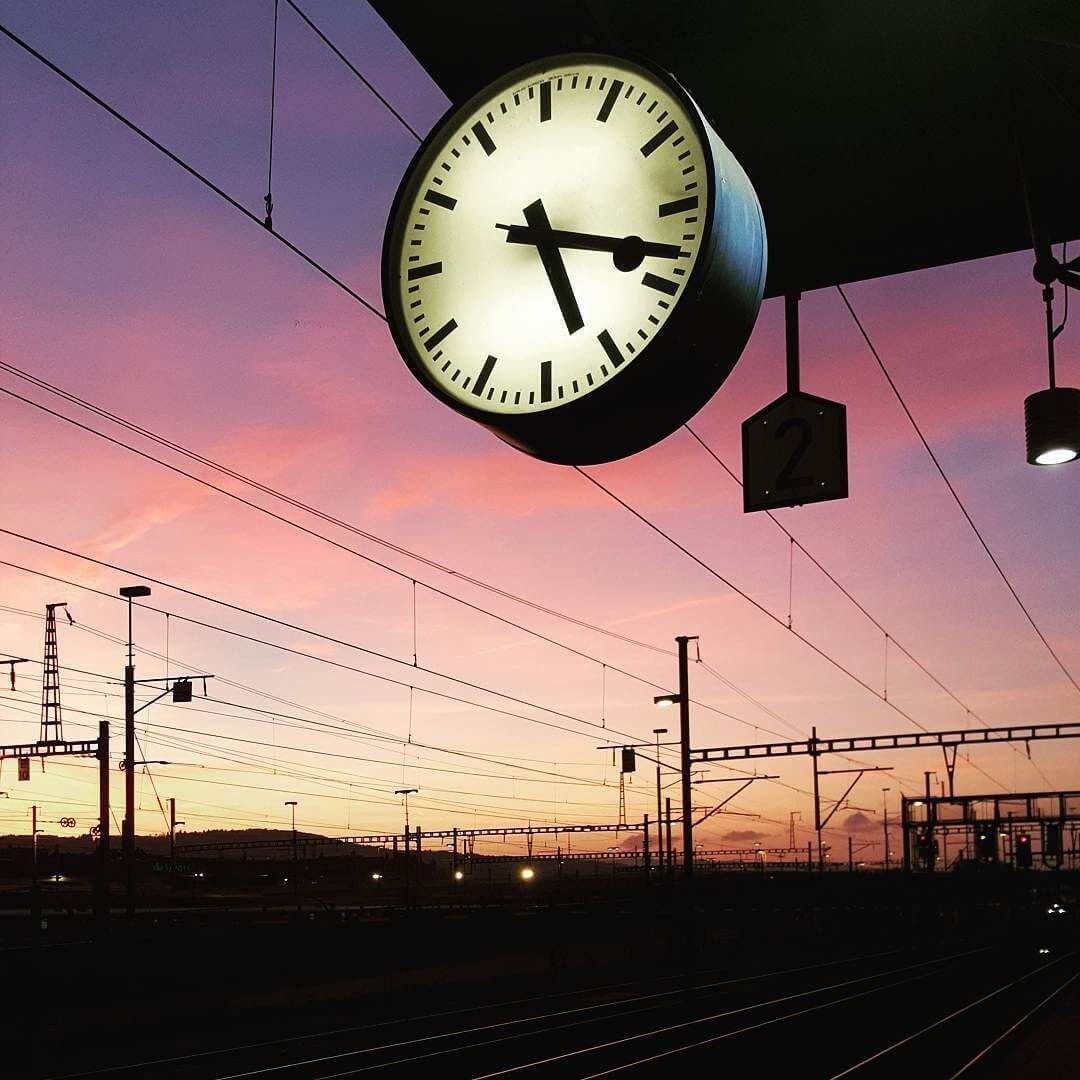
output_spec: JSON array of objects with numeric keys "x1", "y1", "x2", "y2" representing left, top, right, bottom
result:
[
  {"x1": 811, "y1": 726, "x2": 822, "y2": 870},
  {"x1": 665, "y1": 797, "x2": 673, "y2": 873},
  {"x1": 285, "y1": 800, "x2": 298, "y2": 863},
  {"x1": 119, "y1": 584, "x2": 151, "y2": 916},
  {"x1": 677, "y1": 635, "x2": 696, "y2": 879},
  {"x1": 395, "y1": 788, "x2": 417, "y2": 908},
  {"x1": 882, "y1": 787, "x2": 891, "y2": 870},
  {"x1": 643, "y1": 813, "x2": 650, "y2": 879},
  {"x1": 168, "y1": 798, "x2": 183, "y2": 879},
  {"x1": 31, "y1": 803, "x2": 40, "y2": 930},
  {"x1": 653, "y1": 726, "x2": 667, "y2": 871},
  {"x1": 97, "y1": 720, "x2": 109, "y2": 928}
]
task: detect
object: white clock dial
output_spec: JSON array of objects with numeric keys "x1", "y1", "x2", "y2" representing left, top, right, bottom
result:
[{"x1": 388, "y1": 57, "x2": 709, "y2": 415}]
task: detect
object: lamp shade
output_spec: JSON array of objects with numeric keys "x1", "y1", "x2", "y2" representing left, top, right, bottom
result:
[{"x1": 1025, "y1": 387, "x2": 1080, "y2": 465}]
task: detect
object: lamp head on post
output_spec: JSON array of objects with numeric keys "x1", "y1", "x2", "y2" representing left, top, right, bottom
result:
[
  {"x1": 653, "y1": 694, "x2": 681, "y2": 709},
  {"x1": 119, "y1": 584, "x2": 152, "y2": 666},
  {"x1": 1025, "y1": 387, "x2": 1080, "y2": 465}
]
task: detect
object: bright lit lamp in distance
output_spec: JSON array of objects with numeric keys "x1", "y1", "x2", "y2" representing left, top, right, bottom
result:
[
  {"x1": 454, "y1": 870, "x2": 464, "y2": 881},
  {"x1": 519, "y1": 867, "x2": 535, "y2": 881},
  {"x1": 653, "y1": 694, "x2": 680, "y2": 709},
  {"x1": 1025, "y1": 387, "x2": 1080, "y2": 465},
  {"x1": 371, "y1": 872, "x2": 382, "y2": 881}
]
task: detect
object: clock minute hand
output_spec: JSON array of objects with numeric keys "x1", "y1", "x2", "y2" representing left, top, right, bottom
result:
[
  {"x1": 520, "y1": 200, "x2": 584, "y2": 335},
  {"x1": 498, "y1": 225, "x2": 681, "y2": 264}
]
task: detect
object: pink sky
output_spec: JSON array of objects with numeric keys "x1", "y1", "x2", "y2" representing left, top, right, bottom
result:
[{"x1": 1, "y1": 2, "x2": 1078, "y2": 857}]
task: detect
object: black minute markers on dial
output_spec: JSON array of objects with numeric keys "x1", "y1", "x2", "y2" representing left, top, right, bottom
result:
[{"x1": 384, "y1": 53, "x2": 765, "y2": 464}]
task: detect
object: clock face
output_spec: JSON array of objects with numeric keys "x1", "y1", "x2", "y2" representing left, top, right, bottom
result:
[{"x1": 384, "y1": 55, "x2": 712, "y2": 416}]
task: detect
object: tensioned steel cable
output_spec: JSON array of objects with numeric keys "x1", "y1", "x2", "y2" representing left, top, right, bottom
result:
[
  {"x1": 3, "y1": 18, "x2": 1022, "y2": 793},
  {"x1": 572, "y1": 466, "x2": 1010, "y2": 793},
  {"x1": 0, "y1": 360, "x2": 673, "y2": 662},
  {"x1": 0, "y1": 21, "x2": 386, "y2": 320},
  {"x1": 0, "y1": 531, "x2": 694, "y2": 763},
  {"x1": 0, "y1": 376, "x2": 757, "y2": 743},
  {"x1": 284, "y1": 0, "x2": 423, "y2": 143},
  {"x1": 837, "y1": 283, "x2": 1080, "y2": 698},
  {"x1": 0, "y1": 23, "x2": 678, "y2": 664},
  {"x1": 684, "y1": 426, "x2": 1054, "y2": 789}
]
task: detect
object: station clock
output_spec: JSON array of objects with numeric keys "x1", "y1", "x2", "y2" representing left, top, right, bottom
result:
[{"x1": 383, "y1": 53, "x2": 767, "y2": 464}]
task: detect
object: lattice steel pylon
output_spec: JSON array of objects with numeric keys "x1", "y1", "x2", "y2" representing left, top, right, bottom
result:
[
  {"x1": 617, "y1": 772, "x2": 627, "y2": 829},
  {"x1": 39, "y1": 602, "x2": 71, "y2": 744}
]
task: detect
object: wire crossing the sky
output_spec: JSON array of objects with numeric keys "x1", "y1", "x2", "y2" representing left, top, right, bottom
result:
[
  {"x1": 572, "y1": 467, "x2": 1011, "y2": 794},
  {"x1": 837, "y1": 283, "x2": 1080, "y2": 698},
  {"x1": 1, "y1": 12, "x2": 1050, "y2": 816},
  {"x1": 682, "y1": 425, "x2": 1054, "y2": 789},
  {"x1": 0, "y1": 21, "x2": 387, "y2": 320}
]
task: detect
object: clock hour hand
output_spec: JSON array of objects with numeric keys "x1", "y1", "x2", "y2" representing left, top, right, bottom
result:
[
  {"x1": 497, "y1": 224, "x2": 680, "y2": 271},
  {"x1": 520, "y1": 199, "x2": 584, "y2": 335}
]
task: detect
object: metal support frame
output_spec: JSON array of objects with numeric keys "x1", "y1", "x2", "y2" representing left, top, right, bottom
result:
[
  {"x1": 177, "y1": 819, "x2": 650, "y2": 854},
  {"x1": 901, "y1": 788, "x2": 1080, "y2": 872},
  {"x1": 677, "y1": 635, "x2": 696, "y2": 879},
  {"x1": 39, "y1": 603, "x2": 69, "y2": 743},
  {"x1": 0, "y1": 733, "x2": 109, "y2": 927},
  {"x1": 691, "y1": 720, "x2": 1080, "y2": 762},
  {"x1": 467, "y1": 845, "x2": 807, "y2": 863},
  {"x1": 692, "y1": 775, "x2": 779, "y2": 827}
]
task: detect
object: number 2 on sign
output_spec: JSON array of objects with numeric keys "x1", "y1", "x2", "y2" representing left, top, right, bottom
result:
[{"x1": 776, "y1": 416, "x2": 812, "y2": 489}]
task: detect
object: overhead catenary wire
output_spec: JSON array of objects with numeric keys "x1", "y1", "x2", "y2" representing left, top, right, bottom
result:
[
  {"x1": 836, "y1": 283, "x2": 1080, "y2": 698},
  {"x1": 2, "y1": 15, "x2": 1039, "y2": 822},
  {"x1": 4, "y1": 16, "x2": 1066, "y2": 741},
  {"x1": 0, "y1": 371, "x2": 746, "y2": 738},
  {"x1": 0, "y1": 698, "x2": 641, "y2": 828},
  {"x1": 283, "y1": 0, "x2": 423, "y2": 143},
  {"x1": 571, "y1": 466, "x2": 1010, "y2": 794},
  {"x1": 683, "y1": 426, "x2": 1054, "y2": 789},
  {"x1": 0, "y1": 523, "x2": 662, "y2": 747},
  {"x1": 0, "y1": 21, "x2": 386, "y2": 320}
]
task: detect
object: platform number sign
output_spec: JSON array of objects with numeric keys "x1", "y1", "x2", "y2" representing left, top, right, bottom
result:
[
  {"x1": 18, "y1": 757, "x2": 30, "y2": 782},
  {"x1": 741, "y1": 391, "x2": 848, "y2": 512}
]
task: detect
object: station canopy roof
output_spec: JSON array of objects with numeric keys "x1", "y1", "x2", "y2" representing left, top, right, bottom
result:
[{"x1": 372, "y1": 0, "x2": 1080, "y2": 296}]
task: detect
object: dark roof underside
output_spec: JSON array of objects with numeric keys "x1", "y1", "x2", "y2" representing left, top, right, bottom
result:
[{"x1": 372, "y1": 0, "x2": 1080, "y2": 295}]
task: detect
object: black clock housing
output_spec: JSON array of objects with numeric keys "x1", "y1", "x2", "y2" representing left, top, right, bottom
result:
[{"x1": 383, "y1": 53, "x2": 767, "y2": 465}]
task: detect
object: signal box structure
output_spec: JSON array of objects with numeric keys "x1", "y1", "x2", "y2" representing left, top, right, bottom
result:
[{"x1": 902, "y1": 789, "x2": 1080, "y2": 872}]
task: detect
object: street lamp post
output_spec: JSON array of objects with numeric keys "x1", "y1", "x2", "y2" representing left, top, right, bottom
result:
[
  {"x1": 882, "y1": 788, "x2": 891, "y2": 871},
  {"x1": 652, "y1": 727, "x2": 667, "y2": 872},
  {"x1": 285, "y1": 801, "x2": 298, "y2": 864},
  {"x1": 653, "y1": 634, "x2": 697, "y2": 879}
]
